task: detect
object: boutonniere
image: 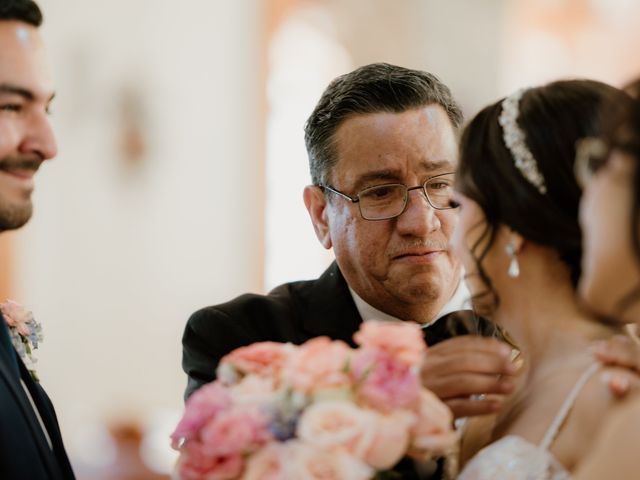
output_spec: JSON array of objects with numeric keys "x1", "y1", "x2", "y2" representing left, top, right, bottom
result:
[{"x1": 0, "y1": 300, "x2": 43, "y2": 382}]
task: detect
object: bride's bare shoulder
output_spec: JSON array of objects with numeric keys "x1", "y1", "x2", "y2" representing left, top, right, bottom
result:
[
  {"x1": 557, "y1": 365, "x2": 636, "y2": 468},
  {"x1": 573, "y1": 394, "x2": 640, "y2": 479}
]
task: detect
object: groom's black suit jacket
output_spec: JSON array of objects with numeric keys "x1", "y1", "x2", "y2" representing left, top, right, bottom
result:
[
  {"x1": 0, "y1": 319, "x2": 75, "y2": 479},
  {"x1": 182, "y1": 261, "x2": 493, "y2": 399}
]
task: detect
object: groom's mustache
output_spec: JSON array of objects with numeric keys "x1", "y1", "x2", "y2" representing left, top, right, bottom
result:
[{"x1": 0, "y1": 155, "x2": 44, "y2": 173}]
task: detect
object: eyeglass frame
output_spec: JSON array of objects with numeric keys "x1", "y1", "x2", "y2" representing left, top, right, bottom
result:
[{"x1": 318, "y1": 172, "x2": 458, "y2": 221}]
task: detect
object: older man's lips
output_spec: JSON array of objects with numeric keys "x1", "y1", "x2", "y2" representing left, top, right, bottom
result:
[{"x1": 393, "y1": 249, "x2": 444, "y2": 264}]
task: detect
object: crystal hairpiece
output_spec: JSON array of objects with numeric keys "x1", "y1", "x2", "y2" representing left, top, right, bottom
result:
[{"x1": 498, "y1": 88, "x2": 547, "y2": 194}]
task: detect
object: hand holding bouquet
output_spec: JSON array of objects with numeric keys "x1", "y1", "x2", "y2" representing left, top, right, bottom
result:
[{"x1": 171, "y1": 320, "x2": 458, "y2": 479}]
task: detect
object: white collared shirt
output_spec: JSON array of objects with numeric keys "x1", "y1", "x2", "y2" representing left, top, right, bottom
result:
[{"x1": 349, "y1": 277, "x2": 471, "y2": 328}]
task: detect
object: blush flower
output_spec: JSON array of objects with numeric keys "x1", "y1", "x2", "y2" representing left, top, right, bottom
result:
[
  {"x1": 218, "y1": 342, "x2": 293, "y2": 384},
  {"x1": 176, "y1": 441, "x2": 244, "y2": 480},
  {"x1": 352, "y1": 349, "x2": 421, "y2": 411},
  {"x1": 364, "y1": 410, "x2": 415, "y2": 470},
  {"x1": 353, "y1": 320, "x2": 426, "y2": 366},
  {"x1": 296, "y1": 400, "x2": 376, "y2": 456},
  {"x1": 242, "y1": 442, "x2": 287, "y2": 480},
  {"x1": 171, "y1": 382, "x2": 232, "y2": 449},
  {"x1": 200, "y1": 406, "x2": 272, "y2": 457},
  {"x1": 283, "y1": 440, "x2": 373, "y2": 480},
  {"x1": 282, "y1": 337, "x2": 352, "y2": 393},
  {"x1": 229, "y1": 374, "x2": 277, "y2": 407}
]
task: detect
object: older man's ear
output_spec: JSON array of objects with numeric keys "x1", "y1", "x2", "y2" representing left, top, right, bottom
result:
[{"x1": 304, "y1": 185, "x2": 332, "y2": 249}]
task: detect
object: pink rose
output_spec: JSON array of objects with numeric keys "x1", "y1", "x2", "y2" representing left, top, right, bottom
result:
[
  {"x1": 0, "y1": 299, "x2": 34, "y2": 336},
  {"x1": 352, "y1": 349, "x2": 421, "y2": 411},
  {"x1": 241, "y1": 442, "x2": 287, "y2": 480},
  {"x1": 282, "y1": 337, "x2": 352, "y2": 393},
  {"x1": 354, "y1": 320, "x2": 426, "y2": 366},
  {"x1": 200, "y1": 406, "x2": 272, "y2": 457},
  {"x1": 297, "y1": 399, "x2": 414, "y2": 469},
  {"x1": 177, "y1": 441, "x2": 244, "y2": 480},
  {"x1": 283, "y1": 440, "x2": 373, "y2": 480},
  {"x1": 218, "y1": 342, "x2": 293, "y2": 383},
  {"x1": 364, "y1": 410, "x2": 414, "y2": 470},
  {"x1": 409, "y1": 389, "x2": 458, "y2": 458},
  {"x1": 230, "y1": 374, "x2": 277, "y2": 406},
  {"x1": 296, "y1": 400, "x2": 376, "y2": 457},
  {"x1": 171, "y1": 382, "x2": 231, "y2": 449}
]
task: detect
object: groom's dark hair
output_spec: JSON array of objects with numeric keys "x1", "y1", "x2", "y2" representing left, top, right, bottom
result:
[{"x1": 0, "y1": 0, "x2": 43, "y2": 27}]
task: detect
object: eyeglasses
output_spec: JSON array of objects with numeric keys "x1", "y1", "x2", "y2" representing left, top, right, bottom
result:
[
  {"x1": 320, "y1": 172, "x2": 458, "y2": 221},
  {"x1": 574, "y1": 137, "x2": 610, "y2": 188}
]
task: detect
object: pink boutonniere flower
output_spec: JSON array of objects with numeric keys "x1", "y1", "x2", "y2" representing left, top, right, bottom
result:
[{"x1": 1, "y1": 299, "x2": 43, "y2": 382}]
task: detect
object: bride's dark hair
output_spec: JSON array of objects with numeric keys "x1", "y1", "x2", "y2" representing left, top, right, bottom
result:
[{"x1": 457, "y1": 80, "x2": 624, "y2": 314}]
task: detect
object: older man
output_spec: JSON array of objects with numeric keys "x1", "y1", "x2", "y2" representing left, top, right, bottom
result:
[
  {"x1": 182, "y1": 64, "x2": 515, "y2": 420},
  {"x1": 0, "y1": 1, "x2": 74, "y2": 478}
]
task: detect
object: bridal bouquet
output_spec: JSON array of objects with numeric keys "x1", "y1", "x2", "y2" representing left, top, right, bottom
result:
[{"x1": 171, "y1": 320, "x2": 457, "y2": 479}]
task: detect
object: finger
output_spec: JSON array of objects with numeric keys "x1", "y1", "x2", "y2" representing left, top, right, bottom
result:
[
  {"x1": 609, "y1": 373, "x2": 630, "y2": 397},
  {"x1": 445, "y1": 396, "x2": 504, "y2": 419},
  {"x1": 427, "y1": 335, "x2": 513, "y2": 357},
  {"x1": 424, "y1": 372, "x2": 515, "y2": 399},
  {"x1": 592, "y1": 336, "x2": 640, "y2": 372},
  {"x1": 601, "y1": 370, "x2": 640, "y2": 397},
  {"x1": 422, "y1": 350, "x2": 518, "y2": 380}
]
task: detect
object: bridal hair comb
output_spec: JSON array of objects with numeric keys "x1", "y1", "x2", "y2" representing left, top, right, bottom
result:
[{"x1": 498, "y1": 89, "x2": 547, "y2": 194}]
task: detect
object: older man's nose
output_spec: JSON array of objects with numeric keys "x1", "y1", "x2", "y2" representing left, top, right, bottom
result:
[{"x1": 396, "y1": 188, "x2": 441, "y2": 236}]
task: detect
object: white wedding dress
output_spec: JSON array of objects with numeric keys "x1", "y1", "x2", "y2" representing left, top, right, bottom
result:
[{"x1": 457, "y1": 363, "x2": 599, "y2": 480}]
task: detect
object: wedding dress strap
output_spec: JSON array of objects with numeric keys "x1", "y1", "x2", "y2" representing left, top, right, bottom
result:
[{"x1": 539, "y1": 362, "x2": 600, "y2": 450}]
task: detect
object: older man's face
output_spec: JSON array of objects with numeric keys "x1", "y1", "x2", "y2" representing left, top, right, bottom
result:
[
  {"x1": 0, "y1": 21, "x2": 56, "y2": 230},
  {"x1": 306, "y1": 105, "x2": 461, "y2": 320}
]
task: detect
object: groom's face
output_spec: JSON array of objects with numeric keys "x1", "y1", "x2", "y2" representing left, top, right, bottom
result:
[{"x1": 0, "y1": 21, "x2": 56, "y2": 231}]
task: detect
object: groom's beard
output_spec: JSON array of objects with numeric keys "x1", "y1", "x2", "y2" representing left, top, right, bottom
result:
[
  {"x1": 0, "y1": 201, "x2": 33, "y2": 231},
  {"x1": 0, "y1": 155, "x2": 42, "y2": 231}
]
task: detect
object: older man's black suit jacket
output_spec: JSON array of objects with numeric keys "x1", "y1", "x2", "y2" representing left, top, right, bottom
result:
[
  {"x1": 0, "y1": 319, "x2": 75, "y2": 479},
  {"x1": 182, "y1": 262, "x2": 494, "y2": 479},
  {"x1": 182, "y1": 261, "x2": 492, "y2": 399}
]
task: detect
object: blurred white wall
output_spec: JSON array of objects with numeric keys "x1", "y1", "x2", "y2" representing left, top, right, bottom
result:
[{"x1": 16, "y1": 0, "x2": 266, "y2": 473}]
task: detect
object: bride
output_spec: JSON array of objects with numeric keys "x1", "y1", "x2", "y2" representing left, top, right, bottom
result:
[{"x1": 450, "y1": 80, "x2": 629, "y2": 478}]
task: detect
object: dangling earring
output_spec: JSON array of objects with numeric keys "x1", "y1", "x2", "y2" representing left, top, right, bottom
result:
[{"x1": 506, "y1": 242, "x2": 520, "y2": 278}]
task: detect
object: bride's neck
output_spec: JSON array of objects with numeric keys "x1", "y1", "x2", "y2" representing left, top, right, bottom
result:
[{"x1": 493, "y1": 268, "x2": 619, "y2": 370}]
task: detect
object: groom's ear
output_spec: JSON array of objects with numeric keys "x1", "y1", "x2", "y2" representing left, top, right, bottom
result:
[{"x1": 304, "y1": 185, "x2": 332, "y2": 249}]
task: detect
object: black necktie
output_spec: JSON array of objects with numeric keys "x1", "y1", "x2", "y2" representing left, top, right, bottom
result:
[
  {"x1": 422, "y1": 310, "x2": 497, "y2": 346},
  {"x1": 0, "y1": 312, "x2": 21, "y2": 380}
]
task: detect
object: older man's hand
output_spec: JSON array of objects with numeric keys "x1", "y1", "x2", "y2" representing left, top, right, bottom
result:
[{"x1": 421, "y1": 336, "x2": 518, "y2": 419}]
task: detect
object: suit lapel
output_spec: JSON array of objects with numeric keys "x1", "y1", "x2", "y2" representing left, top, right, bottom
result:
[
  {"x1": 19, "y1": 360, "x2": 73, "y2": 478},
  {"x1": 299, "y1": 262, "x2": 363, "y2": 345},
  {"x1": 0, "y1": 355, "x2": 62, "y2": 479}
]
